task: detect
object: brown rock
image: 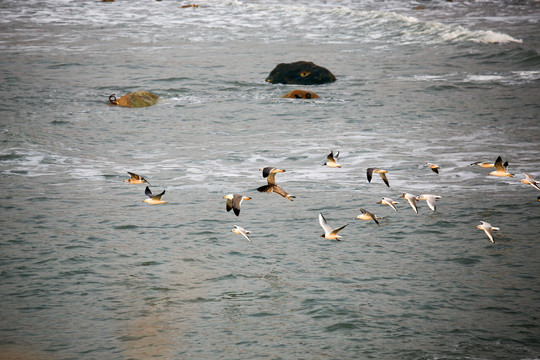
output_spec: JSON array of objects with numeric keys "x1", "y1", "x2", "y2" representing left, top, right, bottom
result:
[
  {"x1": 108, "y1": 91, "x2": 159, "y2": 108},
  {"x1": 281, "y1": 89, "x2": 320, "y2": 99}
]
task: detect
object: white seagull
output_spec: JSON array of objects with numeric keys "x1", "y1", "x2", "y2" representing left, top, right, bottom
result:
[
  {"x1": 377, "y1": 197, "x2": 399, "y2": 211},
  {"x1": 355, "y1": 208, "x2": 380, "y2": 227},
  {"x1": 143, "y1": 186, "x2": 167, "y2": 204},
  {"x1": 400, "y1": 193, "x2": 419, "y2": 213},
  {"x1": 323, "y1": 150, "x2": 341, "y2": 168},
  {"x1": 476, "y1": 221, "x2": 499, "y2": 243},
  {"x1": 488, "y1": 156, "x2": 514, "y2": 177},
  {"x1": 318, "y1": 213, "x2": 348, "y2": 241},
  {"x1": 231, "y1": 225, "x2": 252, "y2": 242},
  {"x1": 417, "y1": 194, "x2": 441, "y2": 211},
  {"x1": 520, "y1": 173, "x2": 540, "y2": 191}
]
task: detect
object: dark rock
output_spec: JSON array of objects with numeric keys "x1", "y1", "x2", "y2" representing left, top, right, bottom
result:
[{"x1": 265, "y1": 61, "x2": 336, "y2": 85}]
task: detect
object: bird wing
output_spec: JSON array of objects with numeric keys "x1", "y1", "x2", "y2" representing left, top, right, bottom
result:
[
  {"x1": 145, "y1": 186, "x2": 153, "y2": 198},
  {"x1": 425, "y1": 195, "x2": 436, "y2": 211},
  {"x1": 380, "y1": 172, "x2": 390, "y2": 187},
  {"x1": 225, "y1": 198, "x2": 233, "y2": 212},
  {"x1": 239, "y1": 228, "x2": 251, "y2": 242},
  {"x1": 231, "y1": 194, "x2": 243, "y2": 216},
  {"x1": 366, "y1": 168, "x2": 374, "y2": 183},
  {"x1": 128, "y1": 171, "x2": 140, "y2": 180},
  {"x1": 153, "y1": 190, "x2": 165, "y2": 200},
  {"x1": 327, "y1": 151, "x2": 335, "y2": 162},
  {"x1": 257, "y1": 184, "x2": 273, "y2": 193},
  {"x1": 494, "y1": 156, "x2": 505, "y2": 171},
  {"x1": 261, "y1": 167, "x2": 273, "y2": 178},
  {"x1": 483, "y1": 228, "x2": 494, "y2": 243},
  {"x1": 407, "y1": 195, "x2": 418, "y2": 213},
  {"x1": 331, "y1": 224, "x2": 348, "y2": 235},
  {"x1": 272, "y1": 185, "x2": 294, "y2": 200},
  {"x1": 368, "y1": 211, "x2": 380, "y2": 226},
  {"x1": 318, "y1": 213, "x2": 332, "y2": 234}
]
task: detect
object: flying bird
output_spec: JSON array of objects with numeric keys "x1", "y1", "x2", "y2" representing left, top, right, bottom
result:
[
  {"x1": 318, "y1": 213, "x2": 348, "y2": 241},
  {"x1": 124, "y1": 171, "x2": 150, "y2": 184},
  {"x1": 424, "y1": 163, "x2": 440, "y2": 174},
  {"x1": 520, "y1": 173, "x2": 540, "y2": 191},
  {"x1": 323, "y1": 151, "x2": 341, "y2": 168},
  {"x1": 377, "y1": 197, "x2": 399, "y2": 211},
  {"x1": 355, "y1": 208, "x2": 380, "y2": 227},
  {"x1": 257, "y1": 167, "x2": 295, "y2": 201},
  {"x1": 142, "y1": 186, "x2": 167, "y2": 204},
  {"x1": 417, "y1": 194, "x2": 441, "y2": 211},
  {"x1": 470, "y1": 161, "x2": 495, "y2": 168},
  {"x1": 400, "y1": 193, "x2": 419, "y2": 213},
  {"x1": 367, "y1": 168, "x2": 390, "y2": 187},
  {"x1": 488, "y1": 156, "x2": 514, "y2": 177},
  {"x1": 476, "y1": 221, "x2": 499, "y2": 243},
  {"x1": 223, "y1": 194, "x2": 252, "y2": 216},
  {"x1": 231, "y1": 225, "x2": 251, "y2": 242}
]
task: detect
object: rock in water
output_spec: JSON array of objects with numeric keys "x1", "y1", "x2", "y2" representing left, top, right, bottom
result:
[
  {"x1": 281, "y1": 89, "x2": 320, "y2": 99},
  {"x1": 108, "y1": 91, "x2": 159, "y2": 108},
  {"x1": 265, "y1": 61, "x2": 336, "y2": 85}
]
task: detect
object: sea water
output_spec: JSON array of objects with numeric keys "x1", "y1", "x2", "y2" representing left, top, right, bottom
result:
[{"x1": 0, "y1": 0, "x2": 539, "y2": 359}]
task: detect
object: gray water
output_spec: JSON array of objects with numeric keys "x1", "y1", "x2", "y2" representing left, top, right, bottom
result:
[{"x1": 1, "y1": 1, "x2": 539, "y2": 359}]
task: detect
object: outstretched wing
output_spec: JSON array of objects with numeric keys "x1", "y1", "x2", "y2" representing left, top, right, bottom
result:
[
  {"x1": 145, "y1": 186, "x2": 153, "y2": 198},
  {"x1": 366, "y1": 168, "x2": 374, "y2": 183},
  {"x1": 318, "y1": 213, "x2": 332, "y2": 234},
  {"x1": 380, "y1": 172, "x2": 390, "y2": 187},
  {"x1": 153, "y1": 190, "x2": 165, "y2": 200},
  {"x1": 494, "y1": 156, "x2": 505, "y2": 171},
  {"x1": 331, "y1": 224, "x2": 348, "y2": 235}
]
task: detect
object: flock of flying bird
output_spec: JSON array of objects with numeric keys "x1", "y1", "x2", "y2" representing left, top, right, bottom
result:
[{"x1": 124, "y1": 152, "x2": 539, "y2": 243}]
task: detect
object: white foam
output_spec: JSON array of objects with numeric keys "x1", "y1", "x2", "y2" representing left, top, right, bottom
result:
[{"x1": 465, "y1": 74, "x2": 505, "y2": 82}]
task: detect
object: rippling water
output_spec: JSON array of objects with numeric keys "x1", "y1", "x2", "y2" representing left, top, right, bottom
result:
[{"x1": 1, "y1": 0, "x2": 539, "y2": 359}]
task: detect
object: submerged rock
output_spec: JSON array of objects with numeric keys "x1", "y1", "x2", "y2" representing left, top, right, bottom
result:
[
  {"x1": 265, "y1": 61, "x2": 336, "y2": 85},
  {"x1": 108, "y1": 91, "x2": 159, "y2": 108},
  {"x1": 281, "y1": 89, "x2": 320, "y2": 99}
]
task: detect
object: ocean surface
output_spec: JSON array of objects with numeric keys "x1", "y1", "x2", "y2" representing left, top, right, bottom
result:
[{"x1": 1, "y1": 0, "x2": 539, "y2": 359}]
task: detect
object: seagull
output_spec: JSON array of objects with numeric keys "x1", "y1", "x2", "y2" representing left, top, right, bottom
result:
[
  {"x1": 378, "y1": 197, "x2": 399, "y2": 211},
  {"x1": 231, "y1": 225, "x2": 251, "y2": 242},
  {"x1": 476, "y1": 221, "x2": 499, "y2": 243},
  {"x1": 257, "y1": 167, "x2": 295, "y2": 201},
  {"x1": 417, "y1": 194, "x2": 441, "y2": 211},
  {"x1": 223, "y1": 194, "x2": 252, "y2": 216},
  {"x1": 323, "y1": 151, "x2": 341, "y2": 168},
  {"x1": 520, "y1": 173, "x2": 540, "y2": 191},
  {"x1": 142, "y1": 186, "x2": 167, "y2": 204},
  {"x1": 355, "y1": 208, "x2": 380, "y2": 227},
  {"x1": 367, "y1": 168, "x2": 390, "y2": 187},
  {"x1": 425, "y1": 163, "x2": 440, "y2": 174},
  {"x1": 470, "y1": 161, "x2": 495, "y2": 168},
  {"x1": 488, "y1": 156, "x2": 514, "y2": 177},
  {"x1": 319, "y1": 213, "x2": 348, "y2": 241},
  {"x1": 124, "y1": 171, "x2": 150, "y2": 184},
  {"x1": 400, "y1": 193, "x2": 419, "y2": 213}
]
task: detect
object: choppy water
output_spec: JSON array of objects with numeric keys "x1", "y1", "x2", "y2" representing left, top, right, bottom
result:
[{"x1": 1, "y1": 0, "x2": 539, "y2": 359}]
